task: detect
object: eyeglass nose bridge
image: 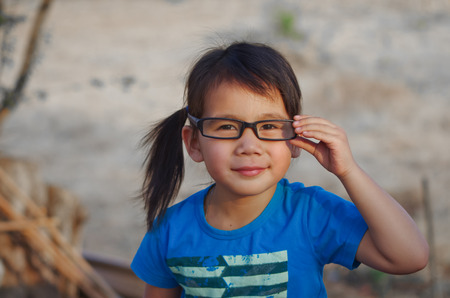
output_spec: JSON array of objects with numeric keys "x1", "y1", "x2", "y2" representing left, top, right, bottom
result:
[{"x1": 238, "y1": 121, "x2": 261, "y2": 139}]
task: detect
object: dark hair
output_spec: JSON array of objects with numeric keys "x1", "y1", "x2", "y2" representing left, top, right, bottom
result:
[{"x1": 141, "y1": 41, "x2": 302, "y2": 230}]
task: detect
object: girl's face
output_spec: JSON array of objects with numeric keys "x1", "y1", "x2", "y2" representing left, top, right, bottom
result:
[{"x1": 184, "y1": 81, "x2": 298, "y2": 201}]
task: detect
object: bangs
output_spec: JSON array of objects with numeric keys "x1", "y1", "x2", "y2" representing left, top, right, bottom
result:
[{"x1": 206, "y1": 67, "x2": 278, "y2": 101}]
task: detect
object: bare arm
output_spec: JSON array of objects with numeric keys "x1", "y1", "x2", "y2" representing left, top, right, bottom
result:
[
  {"x1": 144, "y1": 284, "x2": 182, "y2": 298},
  {"x1": 339, "y1": 165, "x2": 428, "y2": 273},
  {"x1": 291, "y1": 115, "x2": 429, "y2": 274}
]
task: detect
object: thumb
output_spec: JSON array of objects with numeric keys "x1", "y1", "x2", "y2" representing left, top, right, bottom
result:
[{"x1": 289, "y1": 136, "x2": 317, "y2": 156}]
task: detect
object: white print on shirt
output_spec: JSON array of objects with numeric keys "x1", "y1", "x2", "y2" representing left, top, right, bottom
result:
[{"x1": 167, "y1": 250, "x2": 289, "y2": 297}]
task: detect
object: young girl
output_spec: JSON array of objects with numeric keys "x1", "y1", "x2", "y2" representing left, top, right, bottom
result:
[{"x1": 131, "y1": 42, "x2": 428, "y2": 297}]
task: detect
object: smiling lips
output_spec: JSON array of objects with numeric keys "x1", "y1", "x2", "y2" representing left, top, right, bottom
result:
[{"x1": 233, "y1": 166, "x2": 266, "y2": 177}]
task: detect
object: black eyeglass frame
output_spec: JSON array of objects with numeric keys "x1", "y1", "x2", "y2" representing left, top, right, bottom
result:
[{"x1": 187, "y1": 113, "x2": 296, "y2": 141}]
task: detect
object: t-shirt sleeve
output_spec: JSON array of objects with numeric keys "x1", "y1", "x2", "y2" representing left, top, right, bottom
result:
[
  {"x1": 131, "y1": 229, "x2": 179, "y2": 288},
  {"x1": 307, "y1": 187, "x2": 368, "y2": 270}
]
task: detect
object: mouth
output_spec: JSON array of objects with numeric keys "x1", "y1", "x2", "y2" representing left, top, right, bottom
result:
[{"x1": 233, "y1": 166, "x2": 266, "y2": 177}]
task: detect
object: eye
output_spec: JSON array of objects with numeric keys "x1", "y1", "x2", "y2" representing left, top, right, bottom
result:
[
  {"x1": 208, "y1": 120, "x2": 240, "y2": 131},
  {"x1": 260, "y1": 122, "x2": 281, "y2": 130},
  {"x1": 202, "y1": 119, "x2": 242, "y2": 138},
  {"x1": 217, "y1": 124, "x2": 238, "y2": 131}
]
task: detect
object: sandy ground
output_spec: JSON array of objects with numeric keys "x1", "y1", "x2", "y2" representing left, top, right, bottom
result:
[{"x1": 0, "y1": 0, "x2": 449, "y2": 284}]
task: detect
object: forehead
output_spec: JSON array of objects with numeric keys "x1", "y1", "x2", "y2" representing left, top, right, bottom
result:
[{"x1": 202, "y1": 82, "x2": 289, "y2": 120}]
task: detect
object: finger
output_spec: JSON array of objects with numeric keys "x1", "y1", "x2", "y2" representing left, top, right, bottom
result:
[
  {"x1": 292, "y1": 116, "x2": 337, "y2": 132},
  {"x1": 289, "y1": 136, "x2": 318, "y2": 155},
  {"x1": 293, "y1": 114, "x2": 312, "y2": 121},
  {"x1": 301, "y1": 131, "x2": 338, "y2": 149},
  {"x1": 295, "y1": 123, "x2": 340, "y2": 141},
  {"x1": 292, "y1": 116, "x2": 345, "y2": 147}
]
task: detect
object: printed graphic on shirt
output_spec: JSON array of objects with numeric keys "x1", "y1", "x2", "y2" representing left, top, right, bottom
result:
[{"x1": 167, "y1": 250, "x2": 288, "y2": 297}]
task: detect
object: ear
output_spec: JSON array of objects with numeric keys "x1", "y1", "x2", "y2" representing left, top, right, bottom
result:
[
  {"x1": 289, "y1": 143, "x2": 301, "y2": 158},
  {"x1": 182, "y1": 126, "x2": 204, "y2": 162}
]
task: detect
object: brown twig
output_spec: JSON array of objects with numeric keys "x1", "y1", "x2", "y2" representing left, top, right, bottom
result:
[
  {"x1": 422, "y1": 177, "x2": 444, "y2": 297},
  {"x1": 0, "y1": 167, "x2": 119, "y2": 298},
  {"x1": 0, "y1": 217, "x2": 59, "y2": 232},
  {"x1": 0, "y1": 193, "x2": 104, "y2": 298},
  {"x1": 13, "y1": 0, "x2": 53, "y2": 93},
  {"x1": 0, "y1": 0, "x2": 54, "y2": 118}
]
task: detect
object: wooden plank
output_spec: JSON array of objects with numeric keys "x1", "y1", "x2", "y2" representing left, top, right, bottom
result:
[{"x1": 84, "y1": 252, "x2": 146, "y2": 298}]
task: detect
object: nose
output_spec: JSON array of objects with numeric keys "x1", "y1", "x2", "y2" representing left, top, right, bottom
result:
[{"x1": 235, "y1": 127, "x2": 263, "y2": 155}]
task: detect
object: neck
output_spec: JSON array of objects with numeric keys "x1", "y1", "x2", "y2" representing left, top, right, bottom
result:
[{"x1": 204, "y1": 184, "x2": 276, "y2": 231}]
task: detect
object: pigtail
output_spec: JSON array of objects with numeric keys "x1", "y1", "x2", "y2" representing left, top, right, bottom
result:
[{"x1": 140, "y1": 108, "x2": 187, "y2": 231}]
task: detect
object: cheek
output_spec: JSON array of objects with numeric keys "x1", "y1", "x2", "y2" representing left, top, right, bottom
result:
[
  {"x1": 272, "y1": 145, "x2": 294, "y2": 171},
  {"x1": 198, "y1": 140, "x2": 231, "y2": 170}
]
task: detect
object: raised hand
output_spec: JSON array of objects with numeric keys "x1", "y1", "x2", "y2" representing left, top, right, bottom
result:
[{"x1": 290, "y1": 115, "x2": 357, "y2": 179}]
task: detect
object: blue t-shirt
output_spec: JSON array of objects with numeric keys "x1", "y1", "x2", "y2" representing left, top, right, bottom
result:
[{"x1": 131, "y1": 179, "x2": 368, "y2": 297}]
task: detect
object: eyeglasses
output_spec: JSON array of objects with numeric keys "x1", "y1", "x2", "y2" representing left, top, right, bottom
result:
[{"x1": 187, "y1": 113, "x2": 296, "y2": 141}]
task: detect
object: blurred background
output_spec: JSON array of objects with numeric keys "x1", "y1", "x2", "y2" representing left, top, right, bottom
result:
[{"x1": 0, "y1": 0, "x2": 449, "y2": 297}]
